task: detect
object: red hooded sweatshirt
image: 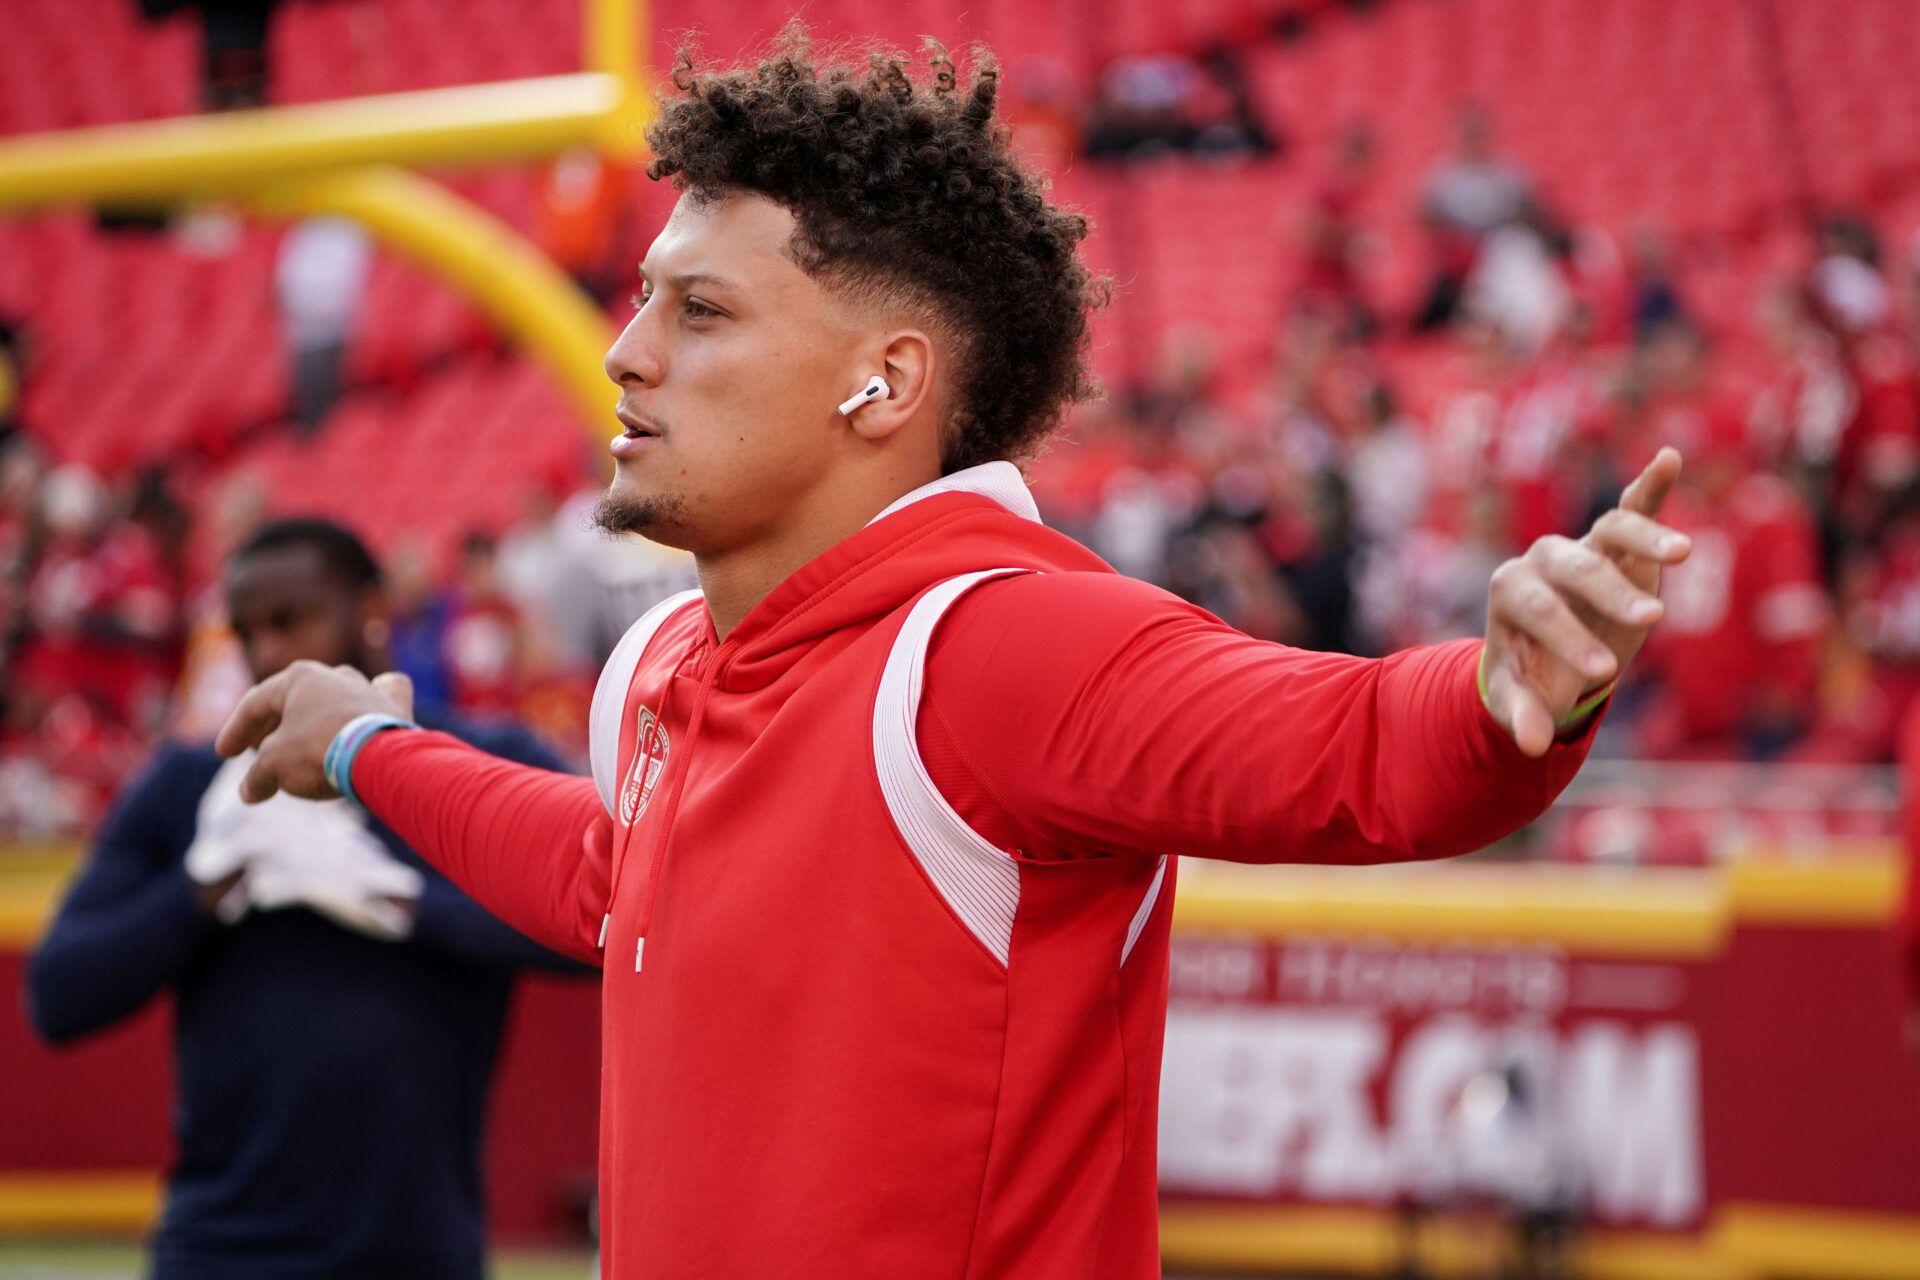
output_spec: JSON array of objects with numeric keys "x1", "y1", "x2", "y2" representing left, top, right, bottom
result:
[{"x1": 351, "y1": 462, "x2": 1596, "y2": 1278}]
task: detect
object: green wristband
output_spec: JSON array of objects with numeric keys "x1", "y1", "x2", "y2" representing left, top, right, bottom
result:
[
  {"x1": 1556, "y1": 680, "x2": 1616, "y2": 731},
  {"x1": 1476, "y1": 646, "x2": 1615, "y2": 733}
]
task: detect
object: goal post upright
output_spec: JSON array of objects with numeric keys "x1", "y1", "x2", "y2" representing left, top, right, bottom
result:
[{"x1": 0, "y1": 0, "x2": 658, "y2": 459}]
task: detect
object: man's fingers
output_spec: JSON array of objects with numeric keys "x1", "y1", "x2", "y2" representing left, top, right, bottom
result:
[
  {"x1": 371, "y1": 671, "x2": 415, "y2": 720},
  {"x1": 1486, "y1": 673, "x2": 1556, "y2": 759},
  {"x1": 1585, "y1": 509, "x2": 1692, "y2": 566},
  {"x1": 216, "y1": 669, "x2": 293, "y2": 759},
  {"x1": 1618, "y1": 446, "x2": 1684, "y2": 519},
  {"x1": 1531, "y1": 536, "x2": 1664, "y2": 629},
  {"x1": 1490, "y1": 562, "x2": 1619, "y2": 684},
  {"x1": 240, "y1": 745, "x2": 284, "y2": 805}
]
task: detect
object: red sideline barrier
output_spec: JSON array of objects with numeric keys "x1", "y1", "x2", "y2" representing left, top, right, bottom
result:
[
  {"x1": 6, "y1": 853, "x2": 1920, "y2": 1278},
  {"x1": 0, "y1": 945, "x2": 598, "y2": 1244},
  {"x1": 1157, "y1": 859, "x2": 1920, "y2": 1278}
]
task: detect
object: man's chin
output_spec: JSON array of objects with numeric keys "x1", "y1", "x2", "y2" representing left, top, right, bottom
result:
[{"x1": 591, "y1": 486, "x2": 685, "y2": 542}]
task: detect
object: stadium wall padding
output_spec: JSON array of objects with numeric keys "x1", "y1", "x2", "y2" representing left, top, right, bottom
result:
[{"x1": 5, "y1": 851, "x2": 1917, "y2": 1274}]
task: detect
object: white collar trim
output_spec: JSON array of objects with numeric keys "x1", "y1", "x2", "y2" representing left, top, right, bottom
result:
[{"x1": 867, "y1": 460, "x2": 1041, "y2": 527}]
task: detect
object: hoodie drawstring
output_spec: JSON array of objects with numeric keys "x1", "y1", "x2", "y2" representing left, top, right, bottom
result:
[{"x1": 629, "y1": 638, "x2": 732, "y2": 950}]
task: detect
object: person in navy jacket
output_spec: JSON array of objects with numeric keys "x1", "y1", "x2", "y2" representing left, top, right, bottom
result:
[{"x1": 27, "y1": 517, "x2": 582, "y2": 1280}]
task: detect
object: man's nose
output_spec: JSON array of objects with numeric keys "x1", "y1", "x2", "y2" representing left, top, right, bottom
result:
[{"x1": 604, "y1": 310, "x2": 662, "y2": 388}]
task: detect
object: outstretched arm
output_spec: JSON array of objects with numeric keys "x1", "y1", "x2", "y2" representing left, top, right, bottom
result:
[
  {"x1": 354, "y1": 730, "x2": 610, "y2": 965},
  {"x1": 920, "y1": 450, "x2": 1690, "y2": 864},
  {"x1": 387, "y1": 725, "x2": 598, "y2": 972},
  {"x1": 215, "y1": 674, "x2": 610, "y2": 965}
]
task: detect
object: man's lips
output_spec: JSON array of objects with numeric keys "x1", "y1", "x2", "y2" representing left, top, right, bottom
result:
[
  {"x1": 611, "y1": 408, "x2": 663, "y2": 459},
  {"x1": 615, "y1": 408, "x2": 663, "y2": 438}
]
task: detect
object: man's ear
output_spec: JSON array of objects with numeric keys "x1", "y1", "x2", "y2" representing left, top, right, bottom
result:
[{"x1": 844, "y1": 329, "x2": 937, "y2": 444}]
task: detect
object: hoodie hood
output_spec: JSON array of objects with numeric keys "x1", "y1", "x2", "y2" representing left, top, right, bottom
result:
[{"x1": 715, "y1": 462, "x2": 1111, "y2": 692}]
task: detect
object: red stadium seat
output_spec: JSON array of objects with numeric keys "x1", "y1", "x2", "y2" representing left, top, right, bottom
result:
[{"x1": 6, "y1": 0, "x2": 1920, "y2": 580}]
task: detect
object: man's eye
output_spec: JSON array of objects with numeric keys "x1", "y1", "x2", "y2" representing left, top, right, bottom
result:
[
  {"x1": 684, "y1": 298, "x2": 720, "y2": 319},
  {"x1": 630, "y1": 291, "x2": 650, "y2": 310}
]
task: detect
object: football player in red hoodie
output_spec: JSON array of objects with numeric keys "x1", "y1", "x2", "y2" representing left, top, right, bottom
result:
[{"x1": 215, "y1": 34, "x2": 1691, "y2": 1279}]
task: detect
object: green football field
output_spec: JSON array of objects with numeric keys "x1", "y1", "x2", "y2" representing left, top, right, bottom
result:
[{"x1": 0, "y1": 1241, "x2": 597, "y2": 1278}]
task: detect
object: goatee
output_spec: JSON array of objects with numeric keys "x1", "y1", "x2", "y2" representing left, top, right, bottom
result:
[{"x1": 591, "y1": 488, "x2": 678, "y2": 538}]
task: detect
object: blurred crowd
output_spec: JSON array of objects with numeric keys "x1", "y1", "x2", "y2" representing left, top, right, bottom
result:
[
  {"x1": 6, "y1": 95, "x2": 1920, "y2": 840},
  {"x1": 0, "y1": 442, "x2": 696, "y2": 836},
  {"x1": 1031, "y1": 109, "x2": 1920, "y2": 771}
]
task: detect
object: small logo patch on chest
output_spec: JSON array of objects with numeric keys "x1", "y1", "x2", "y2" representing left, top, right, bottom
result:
[{"x1": 618, "y1": 706, "x2": 670, "y2": 827}]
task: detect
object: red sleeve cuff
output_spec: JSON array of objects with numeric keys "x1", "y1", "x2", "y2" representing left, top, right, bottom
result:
[{"x1": 1456, "y1": 638, "x2": 1601, "y2": 803}]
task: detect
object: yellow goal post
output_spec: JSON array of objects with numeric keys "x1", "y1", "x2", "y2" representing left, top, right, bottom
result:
[{"x1": 0, "y1": 0, "x2": 652, "y2": 443}]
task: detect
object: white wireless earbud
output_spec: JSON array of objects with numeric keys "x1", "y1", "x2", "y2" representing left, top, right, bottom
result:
[{"x1": 837, "y1": 375, "x2": 891, "y2": 417}]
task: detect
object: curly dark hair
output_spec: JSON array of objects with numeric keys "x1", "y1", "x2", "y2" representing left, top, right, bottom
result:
[{"x1": 645, "y1": 26, "x2": 1108, "y2": 473}]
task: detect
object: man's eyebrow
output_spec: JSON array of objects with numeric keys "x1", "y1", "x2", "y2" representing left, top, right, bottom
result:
[{"x1": 637, "y1": 267, "x2": 745, "y2": 294}]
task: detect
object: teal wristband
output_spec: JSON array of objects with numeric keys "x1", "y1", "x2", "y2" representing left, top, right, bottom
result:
[{"x1": 324, "y1": 712, "x2": 416, "y2": 807}]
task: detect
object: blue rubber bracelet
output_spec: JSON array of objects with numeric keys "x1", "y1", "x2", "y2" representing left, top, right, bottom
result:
[{"x1": 325, "y1": 712, "x2": 416, "y2": 807}]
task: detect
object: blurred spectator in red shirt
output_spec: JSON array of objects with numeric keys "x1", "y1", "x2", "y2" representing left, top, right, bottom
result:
[
  {"x1": 538, "y1": 147, "x2": 631, "y2": 302},
  {"x1": 1833, "y1": 328, "x2": 1920, "y2": 534},
  {"x1": 1798, "y1": 214, "x2": 1920, "y2": 535},
  {"x1": 1, "y1": 463, "x2": 182, "y2": 834},
  {"x1": 1604, "y1": 319, "x2": 1755, "y2": 491},
  {"x1": 1752, "y1": 282, "x2": 1855, "y2": 484},
  {"x1": 1496, "y1": 306, "x2": 1610, "y2": 547},
  {"x1": 1637, "y1": 417, "x2": 1827, "y2": 758},
  {"x1": 1295, "y1": 122, "x2": 1377, "y2": 338},
  {"x1": 1836, "y1": 482, "x2": 1920, "y2": 760},
  {"x1": 15, "y1": 465, "x2": 181, "y2": 734},
  {"x1": 442, "y1": 531, "x2": 524, "y2": 719},
  {"x1": 1426, "y1": 312, "x2": 1519, "y2": 532}
]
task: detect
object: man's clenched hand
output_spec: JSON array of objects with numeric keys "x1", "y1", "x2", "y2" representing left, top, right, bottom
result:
[
  {"x1": 1482, "y1": 446, "x2": 1691, "y2": 757},
  {"x1": 215, "y1": 661, "x2": 416, "y2": 803}
]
